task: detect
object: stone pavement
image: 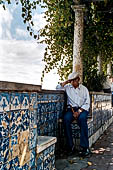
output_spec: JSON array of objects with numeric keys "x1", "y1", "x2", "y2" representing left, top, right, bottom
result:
[{"x1": 56, "y1": 122, "x2": 113, "y2": 170}]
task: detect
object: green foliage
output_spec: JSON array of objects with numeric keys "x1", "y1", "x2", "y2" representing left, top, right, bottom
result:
[
  {"x1": 40, "y1": 0, "x2": 74, "y2": 81},
  {"x1": 84, "y1": 72, "x2": 107, "y2": 92},
  {"x1": 82, "y1": 1, "x2": 113, "y2": 90},
  {"x1": 40, "y1": 0, "x2": 113, "y2": 87}
]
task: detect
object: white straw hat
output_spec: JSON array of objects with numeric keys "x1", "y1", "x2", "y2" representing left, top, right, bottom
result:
[{"x1": 68, "y1": 72, "x2": 79, "y2": 81}]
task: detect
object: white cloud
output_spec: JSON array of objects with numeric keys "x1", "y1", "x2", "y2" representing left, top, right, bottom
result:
[
  {"x1": 0, "y1": 6, "x2": 13, "y2": 39},
  {"x1": 0, "y1": 4, "x2": 59, "y2": 90},
  {"x1": 16, "y1": 28, "x2": 29, "y2": 38},
  {"x1": 0, "y1": 39, "x2": 59, "y2": 89},
  {"x1": 33, "y1": 13, "x2": 46, "y2": 30},
  {"x1": 0, "y1": 39, "x2": 45, "y2": 85}
]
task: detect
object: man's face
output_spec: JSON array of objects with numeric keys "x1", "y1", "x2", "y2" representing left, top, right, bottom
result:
[{"x1": 70, "y1": 77, "x2": 79, "y2": 88}]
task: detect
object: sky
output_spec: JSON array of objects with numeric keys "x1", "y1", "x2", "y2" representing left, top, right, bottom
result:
[{"x1": 0, "y1": 1, "x2": 59, "y2": 90}]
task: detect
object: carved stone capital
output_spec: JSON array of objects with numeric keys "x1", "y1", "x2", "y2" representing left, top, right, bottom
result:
[{"x1": 71, "y1": 4, "x2": 86, "y2": 12}]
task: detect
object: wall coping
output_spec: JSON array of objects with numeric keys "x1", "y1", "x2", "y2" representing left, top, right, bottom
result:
[
  {"x1": 0, "y1": 81, "x2": 41, "y2": 92},
  {"x1": 0, "y1": 81, "x2": 111, "y2": 95},
  {"x1": 90, "y1": 91, "x2": 112, "y2": 95},
  {"x1": 37, "y1": 136, "x2": 57, "y2": 153}
]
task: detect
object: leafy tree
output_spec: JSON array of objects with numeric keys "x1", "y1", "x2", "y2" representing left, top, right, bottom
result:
[
  {"x1": 82, "y1": 1, "x2": 113, "y2": 90},
  {"x1": 39, "y1": 0, "x2": 74, "y2": 82}
]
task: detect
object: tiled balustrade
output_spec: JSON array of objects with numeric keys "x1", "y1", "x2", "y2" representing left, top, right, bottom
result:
[
  {"x1": 0, "y1": 90, "x2": 38, "y2": 169},
  {"x1": 0, "y1": 81, "x2": 61, "y2": 170},
  {"x1": 71, "y1": 92, "x2": 112, "y2": 149},
  {"x1": 0, "y1": 81, "x2": 112, "y2": 169},
  {"x1": 37, "y1": 90, "x2": 64, "y2": 137}
]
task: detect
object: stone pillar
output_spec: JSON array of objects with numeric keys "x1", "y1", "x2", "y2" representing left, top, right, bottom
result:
[
  {"x1": 107, "y1": 62, "x2": 112, "y2": 76},
  {"x1": 97, "y1": 55, "x2": 102, "y2": 74},
  {"x1": 72, "y1": 3, "x2": 85, "y2": 82}
]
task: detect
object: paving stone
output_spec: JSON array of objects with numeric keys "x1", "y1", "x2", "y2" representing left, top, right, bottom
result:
[
  {"x1": 55, "y1": 159, "x2": 69, "y2": 170},
  {"x1": 56, "y1": 123, "x2": 113, "y2": 170}
]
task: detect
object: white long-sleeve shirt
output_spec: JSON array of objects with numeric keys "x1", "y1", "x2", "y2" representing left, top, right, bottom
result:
[{"x1": 56, "y1": 83, "x2": 90, "y2": 111}]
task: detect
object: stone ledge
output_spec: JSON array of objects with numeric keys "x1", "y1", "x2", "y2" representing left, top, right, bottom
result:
[
  {"x1": 0, "y1": 81, "x2": 41, "y2": 92},
  {"x1": 37, "y1": 136, "x2": 57, "y2": 153}
]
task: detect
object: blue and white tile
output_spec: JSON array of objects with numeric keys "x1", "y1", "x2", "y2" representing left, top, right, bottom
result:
[
  {"x1": 51, "y1": 155, "x2": 55, "y2": 169},
  {"x1": 0, "y1": 112, "x2": 10, "y2": 138},
  {"x1": 40, "y1": 104, "x2": 46, "y2": 114},
  {"x1": 21, "y1": 109, "x2": 30, "y2": 131},
  {"x1": 19, "y1": 162, "x2": 30, "y2": 170},
  {"x1": 37, "y1": 93, "x2": 42, "y2": 102},
  {"x1": 2, "y1": 137, "x2": 9, "y2": 163},
  {"x1": 0, "y1": 164, "x2": 4, "y2": 170},
  {"x1": 29, "y1": 109, "x2": 37, "y2": 128},
  {"x1": 10, "y1": 111, "x2": 22, "y2": 135},
  {"x1": 10, "y1": 92, "x2": 21, "y2": 110},
  {"x1": 29, "y1": 128, "x2": 37, "y2": 149},
  {"x1": 6, "y1": 156, "x2": 19, "y2": 169},
  {"x1": 37, "y1": 152, "x2": 43, "y2": 165},
  {"x1": 37, "y1": 152, "x2": 43, "y2": 170},
  {"x1": 29, "y1": 149, "x2": 36, "y2": 168},
  {"x1": 21, "y1": 93, "x2": 29, "y2": 110},
  {"x1": 0, "y1": 138, "x2": 4, "y2": 165},
  {"x1": 0, "y1": 93, "x2": 10, "y2": 112},
  {"x1": 43, "y1": 148, "x2": 50, "y2": 161},
  {"x1": 37, "y1": 163, "x2": 43, "y2": 170},
  {"x1": 30, "y1": 93, "x2": 37, "y2": 109},
  {"x1": 43, "y1": 158, "x2": 51, "y2": 170},
  {"x1": 10, "y1": 135, "x2": 19, "y2": 159}
]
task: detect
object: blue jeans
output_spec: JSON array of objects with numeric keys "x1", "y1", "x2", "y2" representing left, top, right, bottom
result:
[{"x1": 63, "y1": 109, "x2": 89, "y2": 149}]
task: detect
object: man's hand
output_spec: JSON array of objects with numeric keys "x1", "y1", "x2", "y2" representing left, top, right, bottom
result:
[
  {"x1": 61, "y1": 80, "x2": 71, "y2": 87},
  {"x1": 73, "y1": 111, "x2": 80, "y2": 119}
]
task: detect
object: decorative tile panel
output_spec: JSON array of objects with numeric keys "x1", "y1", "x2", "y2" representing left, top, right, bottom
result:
[
  {"x1": 29, "y1": 128, "x2": 37, "y2": 150},
  {"x1": 21, "y1": 110, "x2": 30, "y2": 131},
  {"x1": 2, "y1": 137, "x2": 9, "y2": 163},
  {"x1": 10, "y1": 92, "x2": 21, "y2": 110},
  {"x1": 10, "y1": 111, "x2": 22, "y2": 135},
  {"x1": 21, "y1": 93, "x2": 29, "y2": 110},
  {"x1": 37, "y1": 143, "x2": 56, "y2": 170},
  {"x1": 29, "y1": 109, "x2": 37, "y2": 128},
  {"x1": 6, "y1": 157, "x2": 19, "y2": 170},
  {"x1": 18, "y1": 130, "x2": 31, "y2": 167},
  {"x1": 9, "y1": 135, "x2": 19, "y2": 160},
  {"x1": 0, "y1": 93, "x2": 10, "y2": 112},
  {"x1": 0, "y1": 138, "x2": 4, "y2": 165},
  {"x1": 29, "y1": 149, "x2": 36, "y2": 168},
  {"x1": 30, "y1": 93, "x2": 37, "y2": 109},
  {"x1": 0, "y1": 112, "x2": 9, "y2": 138}
]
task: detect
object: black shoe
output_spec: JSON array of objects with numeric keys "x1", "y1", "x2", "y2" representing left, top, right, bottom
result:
[
  {"x1": 68, "y1": 145, "x2": 76, "y2": 156},
  {"x1": 79, "y1": 148, "x2": 91, "y2": 157}
]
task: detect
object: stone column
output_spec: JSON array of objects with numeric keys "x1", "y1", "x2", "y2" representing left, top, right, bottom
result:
[
  {"x1": 72, "y1": 3, "x2": 85, "y2": 82},
  {"x1": 97, "y1": 55, "x2": 102, "y2": 74},
  {"x1": 107, "y1": 62, "x2": 112, "y2": 76}
]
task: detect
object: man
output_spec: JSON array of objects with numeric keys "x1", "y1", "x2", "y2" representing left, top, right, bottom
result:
[{"x1": 56, "y1": 71, "x2": 90, "y2": 156}]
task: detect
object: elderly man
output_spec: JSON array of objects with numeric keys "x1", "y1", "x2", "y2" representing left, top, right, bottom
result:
[{"x1": 56, "y1": 72, "x2": 90, "y2": 156}]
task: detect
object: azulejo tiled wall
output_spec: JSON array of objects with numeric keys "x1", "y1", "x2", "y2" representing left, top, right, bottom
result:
[
  {"x1": 0, "y1": 82, "x2": 64, "y2": 170},
  {"x1": 0, "y1": 81, "x2": 112, "y2": 169},
  {"x1": 37, "y1": 90, "x2": 64, "y2": 137},
  {"x1": 0, "y1": 91, "x2": 38, "y2": 169},
  {"x1": 71, "y1": 92, "x2": 112, "y2": 149}
]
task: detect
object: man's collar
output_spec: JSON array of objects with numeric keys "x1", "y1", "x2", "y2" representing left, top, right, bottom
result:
[{"x1": 70, "y1": 84, "x2": 81, "y2": 89}]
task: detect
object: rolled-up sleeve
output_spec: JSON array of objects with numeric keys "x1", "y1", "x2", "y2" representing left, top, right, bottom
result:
[
  {"x1": 81, "y1": 88, "x2": 90, "y2": 111},
  {"x1": 56, "y1": 84, "x2": 65, "y2": 90}
]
